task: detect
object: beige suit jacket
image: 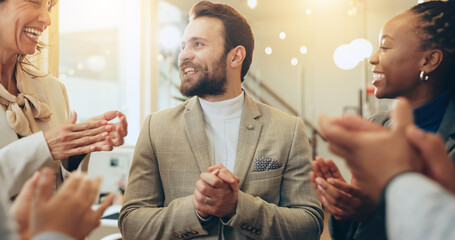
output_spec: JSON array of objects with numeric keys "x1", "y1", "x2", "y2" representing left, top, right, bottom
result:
[{"x1": 119, "y1": 94, "x2": 323, "y2": 239}]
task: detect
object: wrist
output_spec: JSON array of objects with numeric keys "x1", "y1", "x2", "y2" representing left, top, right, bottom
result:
[
  {"x1": 195, "y1": 210, "x2": 212, "y2": 222},
  {"x1": 383, "y1": 171, "x2": 414, "y2": 193},
  {"x1": 374, "y1": 170, "x2": 415, "y2": 200}
]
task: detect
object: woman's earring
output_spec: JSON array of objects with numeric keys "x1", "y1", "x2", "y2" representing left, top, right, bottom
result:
[{"x1": 420, "y1": 71, "x2": 429, "y2": 83}]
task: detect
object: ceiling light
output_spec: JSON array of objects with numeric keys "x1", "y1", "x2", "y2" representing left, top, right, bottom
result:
[
  {"x1": 333, "y1": 38, "x2": 373, "y2": 70},
  {"x1": 300, "y1": 46, "x2": 308, "y2": 54},
  {"x1": 334, "y1": 44, "x2": 358, "y2": 70},
  {"x1": 248, "y1": 0, "x2": 257, "y2": 9},
  {"x1": 351, "y1": 38, "x2": 373, "y2": 60},
  {"x1": 305, "y1": 9, "x2": 312, "y2": 15},
  {"x1": 291, "y1": 58, "x2": 298, "y2": 66},
  {"x1": 265, "y1": 47, "x2": 272, "y2": 55},
  {"x1": 279, "y1": 32, "x2": 286, "y2": 40}
]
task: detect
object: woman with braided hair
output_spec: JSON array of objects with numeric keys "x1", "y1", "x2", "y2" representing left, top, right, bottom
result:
[
  {"x1": 311, "y1": 0, "x2": 455, "y2": 239},
  {"x1": 0, "y1": 0, "x2": 128, "y2": 199}
]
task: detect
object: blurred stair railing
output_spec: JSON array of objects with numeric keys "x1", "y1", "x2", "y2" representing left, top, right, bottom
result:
[{"x1": 243, "y1": 72, "x2": 323, "y2": 159}]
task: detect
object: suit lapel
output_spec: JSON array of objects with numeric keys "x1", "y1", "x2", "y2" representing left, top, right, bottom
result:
[
  {"x1": 234, "y1": 94, "x2": 262, "y2": 189},
  {"x1": 183, "y1": 97, "x2": 212, "y2": 173}
]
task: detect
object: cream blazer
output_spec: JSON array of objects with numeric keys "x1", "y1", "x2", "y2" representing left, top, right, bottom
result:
[
  {"x1": 119, "y1": 94, "x2": 323, "y2": 239},
  {"x1": 0, "y1": 67, "x2": 88, "y2": 197}
]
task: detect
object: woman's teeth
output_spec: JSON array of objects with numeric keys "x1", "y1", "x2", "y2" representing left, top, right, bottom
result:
[{"x1": 23, "y1": 27, "x2": 42, "y2": 40}]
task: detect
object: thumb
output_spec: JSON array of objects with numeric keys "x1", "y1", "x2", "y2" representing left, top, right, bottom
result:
[
  {"x1": 102, "y1": 111, "x2": 119, "y2": 121},
  {"x1": 406, "y1": 125, "x2": 455, "y2": 193},
  {"x1": 95, "y1": 193, "x2": 115, "y2": 218},
  {"x1": 390, "y1": 97, "x2": 414, "y2": 132},
  {"x1": 318, "y1": 113, "x2": 356, "y2": 149},
  {"x1": 70, "y1": 111, "x2": 77, "y2": 124},
  {"x1": 351, "y1": 174, "x2": 359, "y2": 186},
  {"x1": 90, "y1": 111, "x2": 119, "y2": 121},
  {"x1": 16, "y1": 172, "x2": 40, "y2": 202},
  {"x1": 34, "y1": 168, "x2": 56, "y2": 206},
  {"x1": 405, "y1": 125, "x2": 446, "y2": 160}
]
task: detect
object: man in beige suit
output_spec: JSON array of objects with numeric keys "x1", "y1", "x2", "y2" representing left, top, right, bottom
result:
[{"x1": 119, "y1": 1, "x2": 323, "y2": 239}]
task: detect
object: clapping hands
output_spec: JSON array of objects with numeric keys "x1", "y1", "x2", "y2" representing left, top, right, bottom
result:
[
  {"x1": 44, "y1": 110, "x2": 128, "y2": 160},
  {"x1": 10, "y1": 168, "x2": 115, "y2": 240},
  {"x1": 193, "y1": 164, "x2": 240, "y2": 219}
]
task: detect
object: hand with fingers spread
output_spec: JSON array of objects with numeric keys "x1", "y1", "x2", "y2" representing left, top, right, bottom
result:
[
  {"x1": 193, "y1": 164, "x2": 239, "y2": 219},
  {"x1": 310, "y1": 157, "x2": 376, "y2": 221},
  {"x1": 318, "y1": 98, "x2": 423, "y2": 200},
  {"x1": 29, "y1": 168, "x2": 114, "y2": 239},
  {"x1": 10, "y1": 171, "x2": 41, "y2": 240},
  {"x1": 89, "y1": 111, "x2": 128, "y2": 147},
  {"x1": 44, "y1": 111, "x2": 128, "y2": 160},
  {"x1": 43, "y1": 111, "x2": 113, "y2": 160}
]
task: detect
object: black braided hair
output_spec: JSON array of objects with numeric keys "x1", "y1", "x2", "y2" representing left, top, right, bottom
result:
[{"x1": 410, "y1": 0, "x2": 455, "y2": 86}]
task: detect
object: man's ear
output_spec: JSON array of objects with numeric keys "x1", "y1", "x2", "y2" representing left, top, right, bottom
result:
[
  {"x1": 228, "y1": 46, "x2": 246, "y2": 69},
  {"x1": 421, "y1": 49, "x2": 443, "y2": 74}
]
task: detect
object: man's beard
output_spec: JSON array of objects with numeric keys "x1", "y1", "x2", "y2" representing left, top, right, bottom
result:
[{"x1": 179, "y1": 55, "x2": 227, "y2": 98}]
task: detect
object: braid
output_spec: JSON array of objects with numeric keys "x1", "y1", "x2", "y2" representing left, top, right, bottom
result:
[
  {"x1": 411, "y1": 0, "x2": 455, "y2": 85},
  {"x1": 411, "y1": 1, "x2": 455, "y2": 52}
]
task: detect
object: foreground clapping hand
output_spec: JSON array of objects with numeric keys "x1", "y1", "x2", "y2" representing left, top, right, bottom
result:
[
  {"x1": 318, "y1": 98, "x2": 422, "y2": 201},
  {"x1": 10, "y1": 168, "x2": 115, "y2": 240},
  {"x1": 405, "y1": 125, "x2": 455, "y2": 194}
]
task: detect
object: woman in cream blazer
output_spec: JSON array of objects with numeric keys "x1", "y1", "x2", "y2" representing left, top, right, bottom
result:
[{"x1": 0, "y1": 0, "x2": 127, "y2": 198}]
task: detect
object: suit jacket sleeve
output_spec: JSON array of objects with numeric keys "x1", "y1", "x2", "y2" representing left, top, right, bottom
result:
[
  {"x1": 386, "y1": 173, "x2": 455, "y2": 240},
  {"x1": 329, "y1": 215, "x2": 358, "y2": 240},
  {"x1": 221, "y1": 118, "x2": 324, "y2": 239},
  {"x1": 0, "y1": 187, "x2": 16, "y2": 240},
  {"x1": 118, "y1": 114, "x2": 208, "y2": 239},
  {"x1": 0, "y1": 131, "x2": 53, "y2": 197},
  {"x1": 0, "y1": 74, "x2": 89, "y2": 198}
]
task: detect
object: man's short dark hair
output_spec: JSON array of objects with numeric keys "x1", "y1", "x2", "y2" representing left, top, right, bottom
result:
[{"x1": 189, "y1": 1, "x2": 255, "y2": 82}]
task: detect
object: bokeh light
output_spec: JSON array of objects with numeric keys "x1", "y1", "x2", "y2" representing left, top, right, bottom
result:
[
  {"x1": 248, "y1": 0, "x2": 257, "y2": 9},
  {"x1": 291, "y1": 58, "x2": 298, "y2": 66}
]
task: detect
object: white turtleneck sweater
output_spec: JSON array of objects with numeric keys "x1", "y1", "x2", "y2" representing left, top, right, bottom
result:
[{"x1": 199, "y1": 92, "x2": 244, "y2": 173}]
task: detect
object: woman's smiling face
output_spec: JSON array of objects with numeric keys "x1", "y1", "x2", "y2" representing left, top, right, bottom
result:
[
  {"x1": 0, "y1": 0, "x2": 53, "y2": 56},
  {"x1": 369, "y1": 11, "x2": 427, "y2": 100}
]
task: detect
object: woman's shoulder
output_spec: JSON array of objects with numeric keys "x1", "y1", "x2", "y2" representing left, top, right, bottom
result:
[{"x1": 20, "y1": 65, "x2": 63, "y2": 87}]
